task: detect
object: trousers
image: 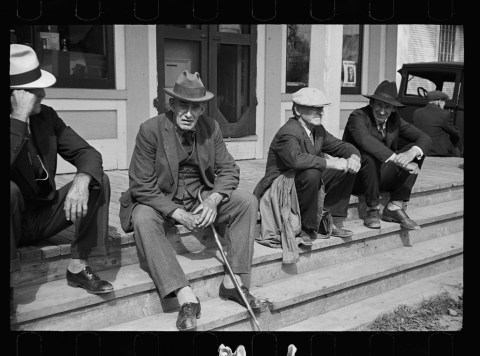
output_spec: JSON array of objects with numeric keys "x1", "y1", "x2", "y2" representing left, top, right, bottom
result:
[
  {"x1": 131, "y1": 189, "x2": 258, "y2": 299},
  {"x1": 352, "y1": 143, "x2": 425, "y2": 207},
  {"x1": 294, "y1": 168, "x2": 356, "y2": 230},
  {"x1": 10, "y1": 173, "x2": 111, "y2": 273}
]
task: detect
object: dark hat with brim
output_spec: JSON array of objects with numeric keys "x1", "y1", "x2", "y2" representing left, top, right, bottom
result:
[
  {"x1": 363, "y1": 80, "x2": 405, "y2": 107},
  {"x1": 164, "y1": 70, "x2": 214, "y2": 103}
]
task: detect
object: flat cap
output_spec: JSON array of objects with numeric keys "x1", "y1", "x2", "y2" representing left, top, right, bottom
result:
[
  {"x1": 291, "y1": 87, "x2": 331, "y2": 107},
  {"x1": 426, "y1": 90, "x2": 449, "y2": 101}
]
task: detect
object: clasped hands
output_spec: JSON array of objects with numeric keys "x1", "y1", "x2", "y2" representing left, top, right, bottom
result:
[
  {"x1": 391, "y1": 149, "x2": 420, "y2": 175},
  {"x1": 172, "y1": 192, "x2": 222, "y2": 231},
  {"x1": 326, "y1": 154, "x2": 361, "y2": 174}
]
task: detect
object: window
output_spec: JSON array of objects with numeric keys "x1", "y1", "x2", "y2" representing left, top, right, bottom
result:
[
  {"x1": 341, "y1": 25, "x2": 363, "y2": 94},
  {"x1": 286, "y1": 25, "x2": 311, "y2": 94},
  {"x1": 438, "y1": 25, "x2": 456, "y2": 62},
  {"x1": 10, "y1": 25, "x2": 115, "y2": 89}
]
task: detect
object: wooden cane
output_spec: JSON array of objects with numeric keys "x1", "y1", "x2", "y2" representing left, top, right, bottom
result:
[{"x1": 197, "y1": 187, "x2": 262, "y2": 331}]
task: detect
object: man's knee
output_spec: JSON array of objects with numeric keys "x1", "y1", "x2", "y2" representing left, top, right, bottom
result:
[
  {"x1": 295, "y1": 168, "x2": 322, "y2": 188},
  {"x1": 132, "y1": 204, "x2": 163, "y2": 227},
  {"x1": 100, "y1": 172, "x2": 110, "y2": 189},
  {"x1": 231, "y1": 190, "x2": 258, "y2": 213}
]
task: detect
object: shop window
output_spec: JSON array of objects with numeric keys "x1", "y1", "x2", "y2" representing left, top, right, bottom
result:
[
  {"x1": 286, "y1": 24, "x2": 311, "y2": 94},
  {"x1": 341, "y1": 25, "x2": 363, "y2": 94},
  {"x1": 10, "y1": 25, "x2": 115, "y2": 89}
]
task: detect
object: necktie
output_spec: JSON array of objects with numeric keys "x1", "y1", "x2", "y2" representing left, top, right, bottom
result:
[
  {"x1": 26, "y1": 133, "x2": 43, "y2": 177},
  {"x1": 377, "y1": 124, "x2": 386, "y2": 138}
]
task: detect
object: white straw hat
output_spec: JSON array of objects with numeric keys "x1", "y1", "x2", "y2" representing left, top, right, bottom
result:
[{"x1": 10, "y1": 44, "x2": 56, "y2": 88}]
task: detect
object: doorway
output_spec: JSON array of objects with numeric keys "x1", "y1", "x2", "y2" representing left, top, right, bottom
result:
[{"x1": 155, "y1": 25, "x2": 257, "y2": 138}]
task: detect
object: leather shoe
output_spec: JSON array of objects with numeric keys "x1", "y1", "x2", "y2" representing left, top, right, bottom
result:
[
  {"x1": 331, "y1": 225, "x2": 353, "y2": 238},
  {"x1": 66, "y1": 266, "x2": 114, "y2": 294},
  {"x1": 299, "y1": 230, "x2": 314, "y2": 246},
  {"x1": 364, "y1": 209, "x2": 381, "y2": 229},
  {"x1": 176, "y1": 297, "x2": 201, "y2": 331},
  {"x1": 382, "y1": 206, "x2": 420, "y2": 230},
  {"x1": 219, "y1": 283, "x2": 263, "y2": 313}
]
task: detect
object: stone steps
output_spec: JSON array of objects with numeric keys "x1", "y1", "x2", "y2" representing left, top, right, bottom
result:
[
  {"x1": 11, "y1": 198, "x2": 463, "y2": 331},
  {"x1": 101, "y1": 232, "x2": 463, "y2": 331},
  {"x1": 277, "y1": 267, "x2": 463, "y2": 331},
  {"x1": 11, "y1": 179, "x2": 463, "y2": 288}
]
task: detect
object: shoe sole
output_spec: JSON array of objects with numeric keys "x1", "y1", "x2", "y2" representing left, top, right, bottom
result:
[
  {"x1": 67, "y1": 281, "x2": 114, "y2": 294},
  {"x1": 381, "y1": 216, "x2": 421, "y2": 230},
  {"x1": 364, "y1": 222, "x2": 381, "y2": 229},
  {"x1": 220, "y1": 295, "x2": 263, "y2": 313}
]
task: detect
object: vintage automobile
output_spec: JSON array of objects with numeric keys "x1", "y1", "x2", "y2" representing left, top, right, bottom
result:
[{"x1": 396, "y1": 61, "x2": 464, "y2": 155}]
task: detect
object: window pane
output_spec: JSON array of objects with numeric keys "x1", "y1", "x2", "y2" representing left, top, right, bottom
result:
[
  {"x1": 217, "y1": 44, "x2": 250, "y2": 123},
  {"x1": 341, "y1": 25, "x2": 362, "y2": 94},
  {"x1": 10, "y1": 25, "x2": 115, "y2": 89},
  {"x1": 286, "y1": 24, "x2": 311, "y2": 93},
  {"x1": 405, "y1": 75, "x2": 436, "y2": 95},
  {"x1": 164, "y1": 39, "x2": 201, "y2": 110}
]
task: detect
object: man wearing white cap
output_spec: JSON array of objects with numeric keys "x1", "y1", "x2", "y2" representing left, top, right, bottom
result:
[
  {"x1": 413, "y1": 90, "x2": 461, "y2": 157},
  {"x1": 254, "y1": 87, "x2": 361, "y2": 242},
  {"x1": 10, "y1": 44, "x2": 114, "y2": 299}
]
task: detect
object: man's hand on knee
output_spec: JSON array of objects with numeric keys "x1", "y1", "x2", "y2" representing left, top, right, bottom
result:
[
  {"x1": 193, "y1": 192, "x2": 222, "y2": 228},
  {"x1": 64, "y1": 173, "x2": 91, "y2": 223},
  {"x1": 171, "y1": 208, "x2": 200, "y2": 231},
  {"x1": 346, "y1": 154, "x2": 361, "y2": 173}
]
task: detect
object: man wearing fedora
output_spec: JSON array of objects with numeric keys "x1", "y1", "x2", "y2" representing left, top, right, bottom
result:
[
  {"x1": 254, "y1": 87, "x2": 362, "y2": 244},
  {"x1": 119, "y1": 70, "x2": 262, "y2": 331},
  {"x1": 343, "y1": 80, "x2": 432, "y2": 230},
  {"x1": 413, "y1": 90, "x2": 461, "y2": 157},
  {"x1": 10, "y1": 44, "x2": 114, "y2": 298}
]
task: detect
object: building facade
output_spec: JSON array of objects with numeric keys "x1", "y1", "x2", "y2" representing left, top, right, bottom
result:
[{"x1": 10, "y1": 24, "x2": 463, "y2": 174}]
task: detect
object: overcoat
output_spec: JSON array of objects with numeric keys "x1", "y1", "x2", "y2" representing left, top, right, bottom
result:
[
  {"x1": 412, "y1": 103, "x2": 460, "y2": 157},
  {"x1": 119, "y1": 111, "x2": 240, "y2": 232}
]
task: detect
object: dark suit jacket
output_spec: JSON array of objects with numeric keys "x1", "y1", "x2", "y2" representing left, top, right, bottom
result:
[
  {"x1": 342, "y1": 105, "x2": 432, "y2": 162},
  {"x1": 253, "y1": 117, "x2": 360, "y2": 199},
  {"x1": 119, "y1": 111, "x2": 240, "y2": 233},
  {"x1": 412, "y1": 103, "x2": 460, "y2": 157},
  {"x1": 10, "y1": 104, "x2": 103, "y2": 201}
]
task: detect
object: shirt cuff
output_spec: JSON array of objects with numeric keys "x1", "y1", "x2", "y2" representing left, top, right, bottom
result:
[
  {"x1": 385, "y1": 153, "x2": 396, "y2": 163},
  {"x1": 412, "y1": 146, "x2": 423, "y2": 159}
]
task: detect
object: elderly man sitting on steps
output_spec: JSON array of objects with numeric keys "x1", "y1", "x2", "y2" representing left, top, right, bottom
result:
[{"x1": 254, "y1": 87, "x2": 361, "y2": 246}]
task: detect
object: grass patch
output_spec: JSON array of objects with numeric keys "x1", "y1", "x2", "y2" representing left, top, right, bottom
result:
[{"x1": 363, "y1": 285, "x2": 463, "y2": 331}]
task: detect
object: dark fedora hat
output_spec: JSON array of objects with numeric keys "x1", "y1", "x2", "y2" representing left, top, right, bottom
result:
[
  {"x1": 164, "y1": 70, "x2": 214, "y2": 103},
  {"x1": 363, "y1": 80, "x2": 405, "y2": 107}
]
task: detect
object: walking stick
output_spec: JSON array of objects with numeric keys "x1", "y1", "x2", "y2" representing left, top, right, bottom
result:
[{"x1": 197, "y1": 187, "x2": 262, "y2": 331}]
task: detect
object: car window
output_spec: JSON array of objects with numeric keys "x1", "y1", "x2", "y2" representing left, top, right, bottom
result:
[
  {"x1": 405, "y1": 74, "x2": 455, "y2": 99},
  {"x1": 405, "y1": 75, "x2": 436, "y2": 96},
  {"x1": 441, "y1": 81, "x2": 455, "y2": 99}
]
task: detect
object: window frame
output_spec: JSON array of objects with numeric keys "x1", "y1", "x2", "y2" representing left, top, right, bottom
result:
[{"x1": 341, "y1": 25, "x2": 364, "y2": 95}]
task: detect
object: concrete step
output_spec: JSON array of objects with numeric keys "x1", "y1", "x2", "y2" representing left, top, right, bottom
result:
[
  {"x1": 277, "y1": 266, "x2": 463, "y2": 331},
  {"x1": 101, "y1": 232, "x2": 463, "y2": 331},
  {"x1": 11, "y1": 199, "x2": 463, "y2": 330},
  {"x1": 11, "y1": 184, "x2": 463, "y2": 288},
  {"x1": 15, "y1": 164, "x2": 463, "y2": 266}
]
